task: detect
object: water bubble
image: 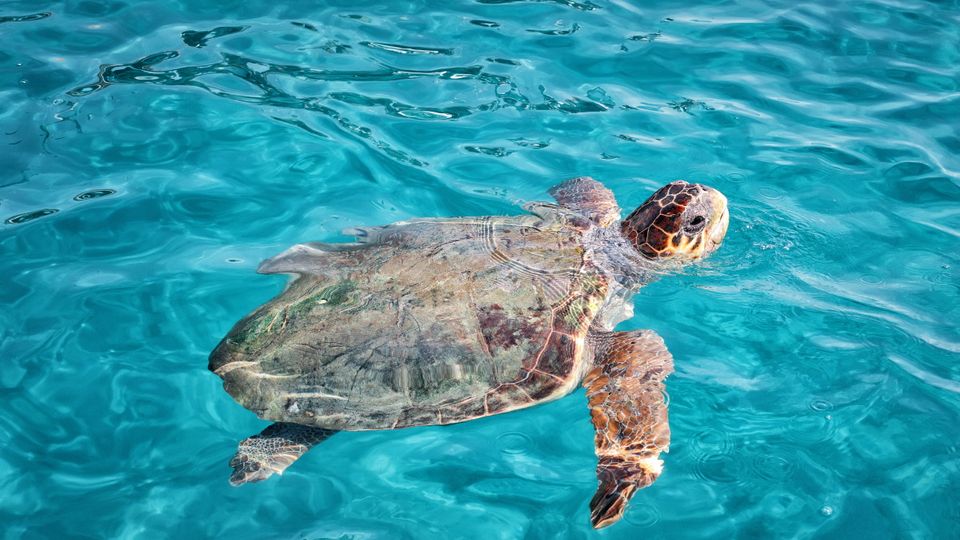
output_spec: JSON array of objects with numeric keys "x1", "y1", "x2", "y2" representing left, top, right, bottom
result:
[
  {"x1": 820, "y1": 505, "x2": 834, "y2": 517},
  {"x1": 226, "y1": 258, "x2": 243, "y2": 264}
]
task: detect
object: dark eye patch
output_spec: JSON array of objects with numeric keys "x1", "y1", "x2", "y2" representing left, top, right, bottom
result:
[{"x1": 686, "y1": 215, "x2": 706, "y2": 232}]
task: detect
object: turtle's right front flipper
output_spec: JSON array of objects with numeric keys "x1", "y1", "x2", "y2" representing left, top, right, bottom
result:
[
  {"x1": 584, "y1": 330, "x2": 674, "y2": 529},
  {"x1": 229, "y1": 422, "x2": 336, "y2": 486}
]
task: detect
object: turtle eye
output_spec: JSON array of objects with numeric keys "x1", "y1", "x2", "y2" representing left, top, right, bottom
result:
[{"x1": 685, "y1": 215, "x2": 706, "y2": 233}]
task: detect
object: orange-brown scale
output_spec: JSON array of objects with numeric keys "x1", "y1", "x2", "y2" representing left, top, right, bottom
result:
[
  {"x1": 583, "y1": 331, "x2": 674, "y2": 528},
  {"x1": 621, "y1": 180, "x2": 713, "y2": 256}
]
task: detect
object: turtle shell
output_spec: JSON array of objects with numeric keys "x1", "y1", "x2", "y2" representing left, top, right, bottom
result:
[{"x1": 209, "y1": 210, "x2": 610, "y2": 430}]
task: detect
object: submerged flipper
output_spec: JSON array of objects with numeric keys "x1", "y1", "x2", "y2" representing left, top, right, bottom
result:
[
  {"x1": 229, "y1": 422, "x2": 336, "y2": 486},
  {"x1": 583, "y1": 330, "x2": 674, "y2": 529},
  {"x1": 549, "y1": 176, "x2": 622, "y2": 227},
  {"x1": 257, "y1": 242, "x2": 366, "y2": 275}
]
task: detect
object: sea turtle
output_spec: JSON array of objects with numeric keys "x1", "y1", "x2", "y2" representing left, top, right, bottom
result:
[{"x1": 209, "y1": 177, "x2": 729, "y2": 528}]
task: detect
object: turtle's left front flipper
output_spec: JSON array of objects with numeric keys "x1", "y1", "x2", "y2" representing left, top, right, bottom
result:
[
  {"x1": 584, "y1": 330, "x2": 674, "y2": 529},
  {"x1": 228, "y1": 422, "x2": 336, "y2": 486}
]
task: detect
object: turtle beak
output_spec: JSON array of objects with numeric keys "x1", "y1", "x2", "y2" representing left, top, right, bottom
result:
[
  {"x1": 704, "y1": 189, "x2": 729, "y2": 253},
  {"x1": 712, "y1": 207, "x2": 729, "y2": 245}
]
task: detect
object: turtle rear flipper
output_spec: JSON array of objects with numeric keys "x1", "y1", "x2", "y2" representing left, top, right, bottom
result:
[
  {"x1": 229, "y1": 422, "x2": 336, "y2": 486},
  {"x1": 584, "y1": 330, "x2": 674, "y2": 529}
]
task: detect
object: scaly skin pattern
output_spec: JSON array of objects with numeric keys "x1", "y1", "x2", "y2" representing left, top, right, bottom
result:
[
  {"x1": 228, "y1": 423, "x2": 335, "y2": 486},
  {"x1": 583, "y1": 330, "x2": 673, "y2": 528},
  {"x1": 209, "y1": 210, "x2": 610, "y2": 430},
  {"x1": 622, "y1": 181, "x2": 729, "y2": 260}
]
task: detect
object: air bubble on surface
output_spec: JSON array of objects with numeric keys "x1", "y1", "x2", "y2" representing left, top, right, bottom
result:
[
  {"x1": 809, "y1": 399, "x2": 833, "y2": 412},
  {"x1": 73, "y1": 189, "x2": 116, "y2": 201}
]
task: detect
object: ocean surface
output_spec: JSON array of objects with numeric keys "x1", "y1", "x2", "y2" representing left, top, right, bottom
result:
[{"x1": 2, "y1": 0, "x2": 959, "y2": 538}]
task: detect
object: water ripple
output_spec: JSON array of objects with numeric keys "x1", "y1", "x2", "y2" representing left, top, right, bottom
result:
[
  {"x1": 2, "y1": 0, "x2": 960, "y2": 537},
  {"x1": 73, "y1": 189, "x2": 117, "y2": 201},
  {"x1": 4, "y1": 208, "x2": 59, "y2": 224},
  {"x1": 496, "y1": 432, "x2": 534, "y2": 455},
  {"x1": 361, "y1": 41, "x2": 455, "y2": 55},
  {"x1": 477, "y1": 0, "x2": 600, "y2": 11},
  {"x1": 0, "y1": 12, "x2": 51, "y2": 24},
  {"x1": 181, "y1": 26, "x2": 248, "y2": 48}
]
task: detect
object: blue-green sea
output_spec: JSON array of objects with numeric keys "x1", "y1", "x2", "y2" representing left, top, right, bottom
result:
[{"x1": 2, "y1": 0, "x2": 959, "y2": 538}]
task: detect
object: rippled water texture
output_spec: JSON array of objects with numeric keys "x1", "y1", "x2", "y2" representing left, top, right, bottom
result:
[{"x1": 2, "y1": 0, "x2": 959, "y2": 538}]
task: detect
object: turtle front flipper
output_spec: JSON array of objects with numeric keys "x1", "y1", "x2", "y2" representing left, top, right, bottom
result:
[
  {"x1": 548, "y1": 176, "x2": 622, "y2": 227},
  {"x1": 257, "y1": 242, "x2": 367, "y2": 276},
  {"x1": 228, "y1": 422, "x2": 336, "y2": 486},
  {"x1": 583, "y1": 330, "x2": 674, "y2": 529}
]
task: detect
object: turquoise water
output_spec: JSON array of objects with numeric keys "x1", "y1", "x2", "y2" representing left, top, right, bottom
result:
[{"x1": 2, "y1": 0, "x2": 959, "y2": 537}]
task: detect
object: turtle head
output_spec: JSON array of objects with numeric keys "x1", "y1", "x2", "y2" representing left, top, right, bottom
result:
[{"x1": 621, "y1": 180, "x2": 729, "y2": 263}]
